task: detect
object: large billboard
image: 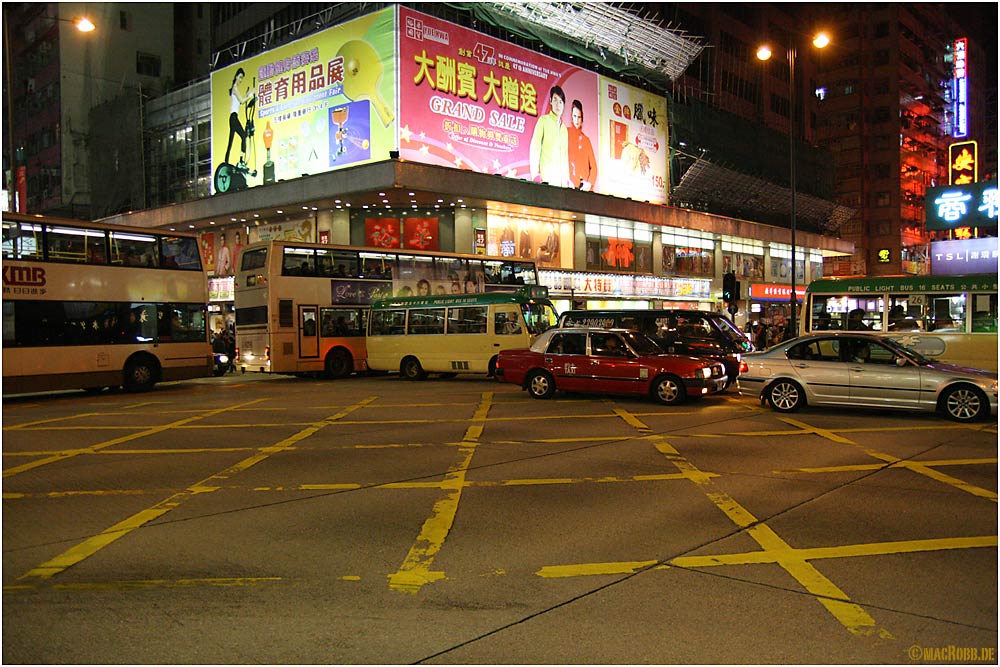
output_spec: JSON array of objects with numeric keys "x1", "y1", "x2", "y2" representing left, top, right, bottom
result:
[
  {"x1": 597, "y1": 76, "x2": 668, "y2": 203},
  {"x1": 210, "y1": 8, "x2": 396, "y2": 194},
  {"x1": 397, "y1": 7, "x2": 668, "y2": 202}
]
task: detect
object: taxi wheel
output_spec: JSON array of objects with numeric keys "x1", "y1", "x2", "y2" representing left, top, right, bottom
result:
[
  {"x1": 526, "y1": 370, "x2": 556, "y2": 399},
  {"x1": 941, "y1": 384, "x2": 986, "y2": 422},
  {"x1": 767, "y1": 379, "x2": 803, "y2": 412},
  {"x1": 652, "y1": 374, "x2": 685, "y2": 405},
  {"x1": 401, "y1": 356, "x2": 427, "y2": 381}
]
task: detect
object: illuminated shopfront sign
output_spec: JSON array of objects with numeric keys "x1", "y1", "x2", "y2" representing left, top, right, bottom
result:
[
  {"x1": 952, "y1": 38, "x2": 968, "y2": 138},
  {"x1": 925, "y1": 180, "x2": 998, "y2": 230},
  {"x1": 949, "y1": 140, "x2": 977, "y2": 185},
  {"x1": 540, "y1": 270, "x2": 711, "y2": 300},
  {"x1": 931, "y1": 237, "x2": 1000, "y2": 275},
  {"x1": 398, "y1": 7, "x2": 668, "y2": 203},
  {"x1": 210, "y1": 8, "x2": 397, "y2": 194},
  {"x1": 748, "y1": 283, "x2": 806, "y2": 302}
]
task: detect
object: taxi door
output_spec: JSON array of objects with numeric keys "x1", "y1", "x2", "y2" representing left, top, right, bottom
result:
[
  {"x1": 540, "y1": 331, "x2": 589, "y2": 391},
  {"x1": 587, "y1": 332, "x2": 644, "y2": 394}
]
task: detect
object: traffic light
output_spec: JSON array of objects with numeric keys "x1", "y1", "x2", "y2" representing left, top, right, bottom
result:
[{"x1": 722, "y1": 272, "x2": 737, "y2": 303}]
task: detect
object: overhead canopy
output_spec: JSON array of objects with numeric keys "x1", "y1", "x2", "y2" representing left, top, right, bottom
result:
[
  {"x1": 452, "y1": 1, "x2": 705, "y2": 87},
  {"x1": 671, "y1": 156, "x2": 856, "y2": 236}
]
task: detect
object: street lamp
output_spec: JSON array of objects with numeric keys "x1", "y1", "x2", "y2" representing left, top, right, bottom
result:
[
  {"x1": 756, "y1": 31, "x2": 829, "y2": 338},
  {"x1": 4, "y1": 10, "x2": 95, "y2": 212}
]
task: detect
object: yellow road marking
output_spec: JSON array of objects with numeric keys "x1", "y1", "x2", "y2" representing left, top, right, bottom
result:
[
  {"x1": 537, "y1": 535, "x2": 997, "y2": 577},
  {"x1": 775, "y1": 457, "x2": 998, "y2": 474},
  {"x1": 778, "y1": 417, "x2": 859, "y2": 444},
  {"x1": 4, "y1": 577, "x2": 283, "y2": 593},
  {"x1": 17, "y1": 396, "x2": 377, "y2": 581},
  {"x1": 388, "y1": 392, "x2": 491, "y2": 594},
  {"x1": 616, "y1": 407, "x2": 888, "y2": 638},
  {"x1": 5, "y1": 471, "x2": 709, "y2": 500},
  {"x1": 771, "y1": 419, "x2": 1000, "y2": 502},
  {"x1": 2, "y1": 399, "x2": 267, "y2": 478}
]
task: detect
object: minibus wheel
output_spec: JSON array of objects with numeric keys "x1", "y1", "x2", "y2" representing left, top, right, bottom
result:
[{"x1": 401, "y1": 356, "x2": 427, "y2": 381}]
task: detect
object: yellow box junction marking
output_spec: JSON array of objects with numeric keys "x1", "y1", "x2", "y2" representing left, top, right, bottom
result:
[
  {"x1": 388, "y1": 391, "x2": 492, "y2": 594},
  {"x1": 775, "y1": 417, "x2": 998, "y2": 502},
  {"x1": 604, "y1": 408, "x2": 889, "y2": 639},
  {"x1": 17, "y1": 396, "x2": 376, "y2": 582},
  {"x1": 2, "y1": 400, "x2": 267, "y2": 479}
]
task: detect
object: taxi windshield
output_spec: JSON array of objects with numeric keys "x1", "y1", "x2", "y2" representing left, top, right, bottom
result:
[{"x1": 621, "y1": 331, "x2": 664, "y2": 356}]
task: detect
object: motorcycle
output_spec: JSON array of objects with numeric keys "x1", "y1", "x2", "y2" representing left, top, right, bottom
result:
[{"x1": 213, "y1": 352, "x2": 232, "y2": 377}]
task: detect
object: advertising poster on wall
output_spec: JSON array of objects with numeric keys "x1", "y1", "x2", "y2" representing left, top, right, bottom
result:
[
  {"x1": 210, "y1": 8, "x2": 396, "y2": 195},
  {"x1": 484, "y1": 214, "x2": 570, "y2": 268},
  {"x1": 398, "y1": 7, "x2": 599, "y2": 189},
  {"x1": 364, "y1": 217, "x2": 441, "y2": 251},
  {"x1": 597, "y1": 76, "x2": 668, "y2": 204},
  {"x1": 257, "y1": 219, "x2": 315, "y2": 242}
]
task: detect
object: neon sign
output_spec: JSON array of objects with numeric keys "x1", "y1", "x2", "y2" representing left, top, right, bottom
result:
[
  {"x1": 953, "y1": 38, "x2": 968, "y2": 138},
  {"x1": 949, "y1": 140, "x2": 977, "y2": 185},
  {"x1": 925, "y1": 180, "x2": 998, "y2": 230}
]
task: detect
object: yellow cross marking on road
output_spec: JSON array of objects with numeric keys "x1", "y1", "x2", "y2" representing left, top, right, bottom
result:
[
  {"x1": 388, "y1": 392, "x2": 493, "y2": 594},
  {"x1": 16, "y1": 396, "x2": 377, "y2": 581},
  {"x1": 608, "y1": 407, "x2": 892, "y2": 638}
]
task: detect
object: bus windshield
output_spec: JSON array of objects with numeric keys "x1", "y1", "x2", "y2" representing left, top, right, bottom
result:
[{"x1": 522, "y1": 302, "x2": 558, "y2": 335}]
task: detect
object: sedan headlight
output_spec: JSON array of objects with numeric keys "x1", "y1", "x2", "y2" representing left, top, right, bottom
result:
[{"x1": 700, "y1": 367, "x2": 712, "y2": 379}]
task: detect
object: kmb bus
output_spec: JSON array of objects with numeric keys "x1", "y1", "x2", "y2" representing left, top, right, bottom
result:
[
  {"x1": 2, "y1": 213, "x2": 212, "y2": 393},
  {"x1": 803, "y1": 274, "x2": 998, "y2": 371},
  {"x1": 366, "y1": 285, "x2": 558, "y2": 379},
  {"x1": 234, "y1": 240, "x2": 543, "y2": 377}
]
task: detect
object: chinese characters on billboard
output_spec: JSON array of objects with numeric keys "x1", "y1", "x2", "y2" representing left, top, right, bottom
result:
[
  {"x1": 210, "y1": 8, "x2": 396, "y2": 194},
  {"x1": 398, "y1": 7, "x2": 668, "y2": 202}
]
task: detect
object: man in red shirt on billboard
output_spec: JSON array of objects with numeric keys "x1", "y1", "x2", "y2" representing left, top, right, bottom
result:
[{"x1": 568, "y1": 99, "x2": 597, "y2": 191}]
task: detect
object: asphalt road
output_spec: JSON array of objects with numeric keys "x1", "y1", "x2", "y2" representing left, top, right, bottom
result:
[{"x1": 3, "y1": 372, "x2": 997, "y2": 664}]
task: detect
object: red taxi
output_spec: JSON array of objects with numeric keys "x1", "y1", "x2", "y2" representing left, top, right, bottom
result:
[{"x1": 495, "y1": 327, "x2": 728, "y2": 404}]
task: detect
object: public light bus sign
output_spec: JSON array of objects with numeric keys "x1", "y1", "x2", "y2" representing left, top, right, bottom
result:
[
  {"x1": 953, "y1": 38, "x2": 968, "y2": 138},
  {"x1": 925, "y1": 180, "x2": 998, "y2": 230}
]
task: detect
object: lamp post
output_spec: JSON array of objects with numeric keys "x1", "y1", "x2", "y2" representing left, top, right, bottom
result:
[
  {"x1": 4, "y1": 8, "x2": 94, "y2": 212},
  {"x1": 757, "y1": 32, "x2": 828, "y2": 338}
]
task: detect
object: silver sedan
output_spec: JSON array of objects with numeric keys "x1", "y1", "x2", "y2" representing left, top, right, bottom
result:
[{"x1": 738, "y1": 331, "x2": 998, "y2": 422}]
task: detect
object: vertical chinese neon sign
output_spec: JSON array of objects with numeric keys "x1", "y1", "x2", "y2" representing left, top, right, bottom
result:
[{"x1": 953, "y1": 38, "x2": 968, "y2": 138}]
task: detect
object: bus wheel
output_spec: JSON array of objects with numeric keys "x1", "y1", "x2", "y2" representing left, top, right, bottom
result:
[
  {"x1": 123, "y1": 355, "x2": 158, "y2": 392},
  {"x1": 325, "y1": 348, "x2": 353, "y2": 379},
  {"x1": 401, "y1": 357, "x2": 427, "y2": 381},
  {"x1": 526, "y1": 370, "x2": 555, "y2": 399}
]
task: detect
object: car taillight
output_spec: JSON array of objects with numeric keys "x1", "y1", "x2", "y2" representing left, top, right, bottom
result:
[
  {"x1": 739, "y1": 360, "x2": 749, "y2": 373},
  {"x1": 235, "y1": 346, "x2": 240, "y2": 360}
]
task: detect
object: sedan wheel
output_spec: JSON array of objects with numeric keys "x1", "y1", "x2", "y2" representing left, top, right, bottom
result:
[
  {"x1": 942, "y1": 385, "x2": 985, "y2": 422},
  {"x1": 526, "y1": 370, "x2": 555, "y2": 399},
  {"x1": 652, "y1": 375, "x2": 685, "y2": 405},
  {"x1": 767, "y1": 379, "x2": 803, "y2": 412}
]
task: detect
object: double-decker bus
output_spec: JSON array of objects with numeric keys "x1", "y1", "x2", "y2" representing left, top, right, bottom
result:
[
  {"x1": 2, "y1": 213, "x2": 212, "y2": 394},
  {"x1": 803, "y1": 274, "x2": 998, "y2": 371},
  {"x1": 234, "y1": 240, "x2": 543, "y2": 377},
  {"x1": 366, "y1": 285, "x2": 558, "y2": 379}
]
